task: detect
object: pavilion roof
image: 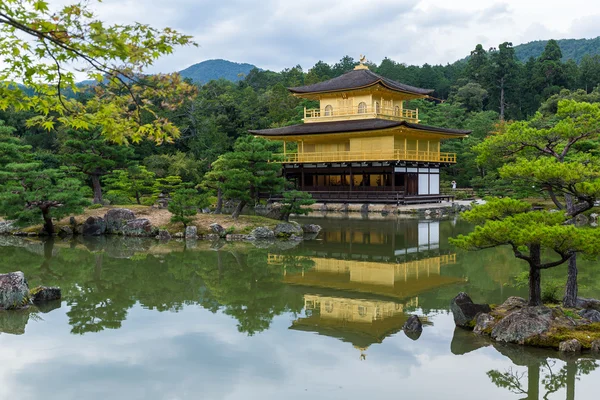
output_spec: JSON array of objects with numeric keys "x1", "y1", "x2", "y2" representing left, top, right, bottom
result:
[
  {"x1": 250, "y1": 118, "x2": 471, "y2": 137},
  {"x1": 288, "y1": 68, "x2": 434, "y2": 96}
]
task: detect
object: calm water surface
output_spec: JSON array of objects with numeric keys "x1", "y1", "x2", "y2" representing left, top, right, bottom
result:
[{"x1": 1, "y1": 216, "x2": 600, "y2": 399}]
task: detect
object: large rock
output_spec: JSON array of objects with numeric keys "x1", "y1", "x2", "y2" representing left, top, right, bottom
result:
[
  {"x1": 254, "y1": 203, "x2": 283, "y2": 220},
  {"x1": 491, "y1": 306, "x2": 553, "y2": 344},
  {"x1": 592, "y1": 340, "x2": 600, "y2": 353},
  {"x1": 185, "y1": 225, "x2": 198, "y2": 239},
  {"x1": 576, "y1": 297, "x2": 600, "y2": 311},
  {"x1": 473, "y1": 313, "x2": 496, "y2": 335},
  {"x1": 578, "y1": 308, "x2": 600, "y2": 322},
  {"x1": 156, "y1": 230, "x2": 172, "y2": 241},
  {"x1": 248, "y1": 226, "x2": 275, "y2": 240},
  {"x1": 495, "y1": 296, "x2": 528, "y2": 313},
  {"x1": 0, "y1": 221, "x2": 15, "y2": 235},
  {"x1": 121, "y1": 218, "x2": 157, "y2": 237},
  {"x1": 82, "y1": 216, "x2": 107, "y2": 236},
  {"x1": 104, "y1": 208, "x2": 136, "y2": 234},
  {"x1": 58, "y1": 225, "x2": 73, "y2": 237},
  {"x1": 30, "y1": 286, "x2": 61, "y2": 304},
  {"x1": 301, "y1": 224, "x2": 322, "y2": 234},
  {"x1": 274, "y1": 221, "x2": 303, "y2": 239},
  {"x1": 209, "y1": 223, "x2": 226, "y2": 238},
  {"x1": 559, "y1": 339, "x2": 582, "y2": 352},
  {"x1": 0, "y1": 271, "x2": 29, "y2": 310},
  {"x1": 403, "y1": 315, "x2": 423, "y2": 340},
  {"x1": 450, "y1": 292, "x2": 491, "y2": 328}
]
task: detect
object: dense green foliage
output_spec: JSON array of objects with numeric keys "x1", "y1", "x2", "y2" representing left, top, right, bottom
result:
[
  {"x1": 0, "y1": 121, "x2": 88, "y2": 233},
  {"x1": 0, "y1": 0, "x2": 197, "y2": 143}
]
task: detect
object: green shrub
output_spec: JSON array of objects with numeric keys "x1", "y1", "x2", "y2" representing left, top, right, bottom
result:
[{"x1": 541, "y1": 280, "x2": 563, "y2": 304}]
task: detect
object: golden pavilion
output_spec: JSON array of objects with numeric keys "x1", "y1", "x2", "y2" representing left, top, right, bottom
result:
[{"x1": 251, "y1": 58, "x2": 470, "y2": 204}]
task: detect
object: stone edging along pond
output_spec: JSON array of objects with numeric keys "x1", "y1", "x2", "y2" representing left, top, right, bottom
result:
[
  {"x1": 0, "y1": 208, "x2": 323, "y2": 243},
  {"x1": 451, "y1": 292, "x2": 600, "y2": 353}
]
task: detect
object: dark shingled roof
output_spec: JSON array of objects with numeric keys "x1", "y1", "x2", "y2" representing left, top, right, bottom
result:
[
  {"x1": 250, "y1": 119, "x2": 471, "y2": 137},
  {"x1": 288, "y1": 68, "x2": 434, "y2": 95}
]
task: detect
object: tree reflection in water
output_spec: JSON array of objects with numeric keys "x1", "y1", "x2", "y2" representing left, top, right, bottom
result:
[{"x1": 488, "y1": 351, "x2": 598, "y2": 400}]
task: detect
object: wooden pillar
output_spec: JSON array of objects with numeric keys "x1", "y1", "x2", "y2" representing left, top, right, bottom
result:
[
  {"x1": 391, "y1": 166, "x2": 395, "y2": 192},
  {"x1": 283, "y1": 141, "x2": 286, "y2": 155},
  {"x1": 416, "y1": 139, "x2": 419, "y2": 160},
  {"x1": 427, "y1": 140, "x2": 430, "y2": 161},
  {"x1": 301, "y1": 165, "x2": 305, "y2": 190},
  {"x1": 349, "y1": 165, "x2": 353, "y2": 192},
  {"x1": 404, "y1": 137, "x2": 407, "y2": 160}
]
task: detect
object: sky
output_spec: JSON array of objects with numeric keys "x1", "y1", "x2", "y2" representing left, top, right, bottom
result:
[{"x1": 67, "y1": 0, "x2": 600, "y2": 72}]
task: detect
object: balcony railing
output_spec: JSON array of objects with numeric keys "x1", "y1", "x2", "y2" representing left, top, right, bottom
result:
[
  {"x1": 275, "y1": 149, "x2": 456, "y2": 164},
  {"x1": 304, "y1": 106, "x2": 418, "y2": 123}
]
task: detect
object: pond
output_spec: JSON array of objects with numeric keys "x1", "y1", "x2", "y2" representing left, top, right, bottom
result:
[{"x1": 1, "y1": 216, "x2": 599, "y2": 399}]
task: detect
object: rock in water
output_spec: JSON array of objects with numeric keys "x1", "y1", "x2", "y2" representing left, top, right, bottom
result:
[
  {"x1": 209, "y1": 223, "x2": 226, "y2": 238},
  {"x1": 104, "y1": 208, "x2": 136, "y2": 234},
  {"x1": 121, "y1": 219, "x2": 157, "y2": 237},
  {"x1": 474, "y1": 313, "x2": 496, "y2": 335},
  {"x1": 30, "y1": 286, "x2": 61, "y2": 304},
  {"x1": 248, "y1": 226, "x2": 275, "y2": 240},
  {"x1": 274, "y1": 221, "x2": 303, "y2": 239},
  {"x1": 0, "y1": 271, "x2": 29, "y2": 310},
  {"x1": 559, "y1": 339, "x2": 582, "y2": 352},
  {"x1": 185, "y1": 225, "x2": 198, "y2": 239},
  {"x1": 403, "y1": 315, "x2": 423, "y2": 340},
  {"x1": 58, "y1": 225, "x2": 73, "y2": 237},
  {"x1": 82, "y1": 216, "x2": 107, "y2": 236},
  {"x1": 592, "y1": 340, "x2": 600, "y2": 353},
  {"x1": 156, "y1": 230, "x2": 172, "y2": 241},
  {"x1": 491, "y1": 306, "x2": 552, "y2": 344},
  {"x1": 0, "y1": 220, "x2": 15, "y2": 235},
  {"x1": 301, "y1": 224, "x2": 322, "y2": 234},
  {"x1": 578, "y1": 309, "x2": 600, "y2": 322},
  {"x1": 450, "y1": 292, "x2": 491, "y2": 328}
]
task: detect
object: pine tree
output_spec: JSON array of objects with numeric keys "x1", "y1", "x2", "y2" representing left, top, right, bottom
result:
[
  {"x1": 451, "y1": 198, "x2": 600, "y2": 306},
  {"x1": 60, "y1": 128, "x2": 134, "y2": 204},
  {"x1": 103, "y1": 165, "x2": 157, "y2": 205},
  {"x1": 475, "y1": 100, "x2": 600, "y2": 306},
  {"x1": 203, "y1": 136, "x2": 285, "y2": 219},
  {"x1": 168, "y1": 188, "x2": 207, "y2": 229},
  {"x1": 0, "y1": 121, "x2": 88, "y2": 234},
  {"x1": 280, "y1": 190, "x2": 315, "y2": 221}
]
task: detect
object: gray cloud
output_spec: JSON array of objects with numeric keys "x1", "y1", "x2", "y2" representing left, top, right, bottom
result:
[{"x1": 51, "y1": 0, "x2": 600, "y2": 75}]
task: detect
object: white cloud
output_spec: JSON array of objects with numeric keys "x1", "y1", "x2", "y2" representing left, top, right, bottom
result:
[{"x1": 25, "y1": 0, "x2": 600, "y2": 74}]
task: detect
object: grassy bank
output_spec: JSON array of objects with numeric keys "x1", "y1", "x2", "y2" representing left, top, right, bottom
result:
[{"x1": 13, "y1": 205, "x2": 280, "y2": 235}]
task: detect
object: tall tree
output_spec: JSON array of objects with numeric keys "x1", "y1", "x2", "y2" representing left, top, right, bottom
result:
[
  {"x1": 466, "y1": 44, "x2": 490, "y2": 85},
  {"x1": 488, "y1": 42, "x2": 519, "y2": 120}
]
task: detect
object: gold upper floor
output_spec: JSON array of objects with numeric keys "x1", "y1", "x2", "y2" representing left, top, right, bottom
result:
[{"x1": 301, "y1": 86, "x2": 421, "y2": 124}]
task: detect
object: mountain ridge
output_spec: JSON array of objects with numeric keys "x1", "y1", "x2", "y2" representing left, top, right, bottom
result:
[{"x1": 178, "y1": 59, "x2": 257, "y2": 84}]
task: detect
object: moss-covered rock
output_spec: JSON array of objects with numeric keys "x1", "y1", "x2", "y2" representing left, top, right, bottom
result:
[{"x1": 0, "y1": 271, "x2": 29, "y2": 310}]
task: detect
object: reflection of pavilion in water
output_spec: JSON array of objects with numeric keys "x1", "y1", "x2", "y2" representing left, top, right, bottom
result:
[{"x1": 270, "y1": 220, "x2": 462, "y2": 355}]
